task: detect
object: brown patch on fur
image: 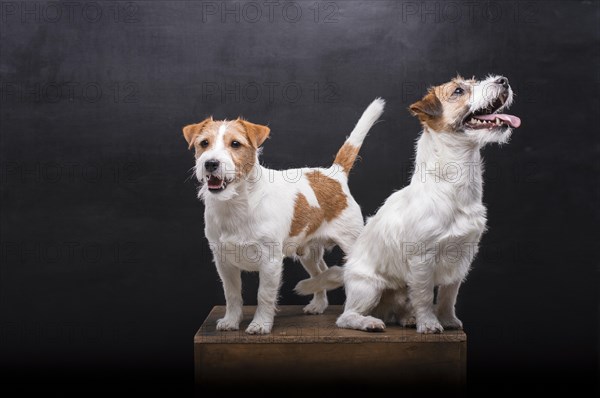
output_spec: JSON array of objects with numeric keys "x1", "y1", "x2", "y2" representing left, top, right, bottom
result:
[
  {"x1": 289, "y1": 193, "x2": 324, "y2": 237},
  {"x1": 187, "y1": 121, "x2": 222, "y2": 158},
  {"x1": 334, "y1": 142, "x2": 360, "y2": 174},
  {"x1": 183, "y1": 117, "x2": 213, "y2": 149},
  {"x1": 409, "y1": 91, "x2": 445, "y2": 131},
  {"x1": 288, "y1": 171, "x2": 348, "y2": 237},
  {"x1": 224, "y1": 124, "x2": 256, "y2": 179},
  {"x1": 236, "y1": 119, "x2": 270, "y2": 148},
  {"x1": 307, "y1": 171, "x2": 348, "y2": 221},
  {"x1": 409, "y1": 77, "x2": 475, "y2": 132}
]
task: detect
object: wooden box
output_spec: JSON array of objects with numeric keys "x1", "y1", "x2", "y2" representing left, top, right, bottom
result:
[{"x1": 194, "y1": 305, "x2": 466, "y2": 389}]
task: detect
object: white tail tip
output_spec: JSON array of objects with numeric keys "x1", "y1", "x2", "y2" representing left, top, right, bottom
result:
[{"x1": 347, "y1": 98, "x2": 385, "y2": 147}]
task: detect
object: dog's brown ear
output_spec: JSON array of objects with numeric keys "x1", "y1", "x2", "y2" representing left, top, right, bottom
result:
[
  {"x1": 237, "y1": 119, "x2": 270, "y2": 148},
  {"x1": 183, "y1": 117, "x2": 212, "y2": 149},
  {"x1": 409, "y1": 91, "x2": 443, "y2": 120}
]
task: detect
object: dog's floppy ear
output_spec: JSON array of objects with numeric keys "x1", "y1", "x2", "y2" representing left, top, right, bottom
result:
[
  {"x1": 183, "y1": 117, "x2": 212, "y2": 149},
  {"x1": 409, "y1": 91, "x2": 443, "y2": 121},
  {"x1": 236, "y1": 119, "x2": 270, "y2": 148}
]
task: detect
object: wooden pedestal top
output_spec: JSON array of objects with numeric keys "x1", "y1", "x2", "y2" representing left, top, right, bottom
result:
[{"x1": 195, "y1": 305, "x2": 467, "y2": 344}]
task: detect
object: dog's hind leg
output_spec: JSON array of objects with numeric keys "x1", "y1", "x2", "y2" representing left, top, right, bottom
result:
[
  {"x1": 371, "y1": 290, "x2": 397, "y2": 324},
  {"x1": 299, "y1": 245, "x2": 328, "y2": 314},
  {"x1": 337, "y1": 272, "x2": 385, "y2": 332},
  {"x1": 397, "y1": 289, "x2": 416, "y2": 327},
  {"x1": 332, "y1": 223, "x2": 362, "y2": 256},
  {"x1": 373, "y1": 287, "x2": 413, "y2": 326},
  {"x1": 435, "y1": 281, "x2": 463, "y2": 329}
]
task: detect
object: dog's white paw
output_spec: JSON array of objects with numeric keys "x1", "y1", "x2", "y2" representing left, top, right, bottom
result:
[
  {"x1": 416, "y1": 317, "x2": 444, "y2": 334},
  {"x1": 439, "y1": 316, "x2": 463, "y2": 330},
  {"x1": 245, "y1": 321, "x2": 273, "y2": 335},
  {"x1": 337, "y1": 313, "x2": 386, "y2": 332},
  {"x1": 303, "y1": 297, "x2": 328, "y2": 315},
  {"x1": 216, "y1": 317, "x2": 240, "y2": 331},
  {"x1": 360, "y1": 316, "x2": 386, "y2": 332}
]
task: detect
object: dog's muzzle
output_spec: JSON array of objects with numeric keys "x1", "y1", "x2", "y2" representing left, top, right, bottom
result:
[
  {"x1": 203, "y1": 159, "x2": 229, "y2": 193},
  {"x1": 463, "y1": 77, "x2": 521, "y2": 130}
]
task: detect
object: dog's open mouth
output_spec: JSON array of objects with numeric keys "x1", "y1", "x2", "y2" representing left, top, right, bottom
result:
[
  {"x1": 464, "y1": 96, "x2": 521, "y2": 130},
  {"x1": 206, "y1": 175, "x2": 228, "y2": 193}
]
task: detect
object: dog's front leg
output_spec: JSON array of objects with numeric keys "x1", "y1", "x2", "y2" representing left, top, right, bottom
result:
[
  {"x1": 245, "y1": 255, "x2": 283, "y2": 335},
  {"x1": 215, "y1": 259, "x2": 243, "y2": 331},
  {"x1": 436, "y1": 281, "x2": 463, "y2": 329},
  {"x1": 408, "y1": 257, "x2": 443, "y2": 334}
]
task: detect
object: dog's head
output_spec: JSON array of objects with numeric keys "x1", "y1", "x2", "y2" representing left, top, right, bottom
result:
[
  {"x1": 409, "y1": 75, "x2": 521, "y2": 145},
  {"x1": 183, "y1": 118, "x2": 270, "y2": 200}
]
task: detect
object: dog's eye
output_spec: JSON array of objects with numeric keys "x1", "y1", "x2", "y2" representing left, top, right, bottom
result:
[
  {"x1": 453, "y1": 87, "x2": 465, "y2": 95},
  {"x1": 231, "y1": 141, "x2": 241, "y2": 148},
  {"x1": 199, "y1": 139, "x2": 209, "y2": 148}
]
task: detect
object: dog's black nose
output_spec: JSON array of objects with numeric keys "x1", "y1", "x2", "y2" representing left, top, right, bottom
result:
[
  {"x1": 204, "y1": 159, "x2": 220, "y2": 172},
  {"x1": 496, "y1": 77, "x2": 509, "y2": 88}
]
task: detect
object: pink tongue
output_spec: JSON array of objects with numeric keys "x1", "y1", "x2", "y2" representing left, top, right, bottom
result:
[{"x1": 473, "y1": 113, "x2": 521, "y2": 128}]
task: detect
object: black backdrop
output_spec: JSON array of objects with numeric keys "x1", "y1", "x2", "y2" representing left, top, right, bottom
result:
[{"x1": 1, "y1": 0, "x2": 598, "y2": 393}]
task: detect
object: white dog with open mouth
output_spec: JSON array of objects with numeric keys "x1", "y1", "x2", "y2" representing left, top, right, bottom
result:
[
  {"x1": 183, "y1": 99, "x2": 384, "y2": 334},
  {"x1": 296, "y1": 75, "x2": 521, "y2": 333}
]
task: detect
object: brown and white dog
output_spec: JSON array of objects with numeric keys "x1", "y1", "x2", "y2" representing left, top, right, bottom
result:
[
  {"x1": 183, "y1": 99, "x2": 384, "y2": 334},
  {"x1": 297, "y1": 75, "x2": 521, "y2": 333}
]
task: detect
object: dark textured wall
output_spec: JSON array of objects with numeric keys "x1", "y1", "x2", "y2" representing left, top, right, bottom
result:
[{"x1": 1, "y1": 0, "x2": 598, "y2": 392}]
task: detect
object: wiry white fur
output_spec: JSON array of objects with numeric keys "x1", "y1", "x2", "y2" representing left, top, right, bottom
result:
[
  {"x1": 296, "y1": 75, "x2": 517, "y2": 334},
  {"x1": 201, "y1": 99, "x2": 384, "y2": 334}
]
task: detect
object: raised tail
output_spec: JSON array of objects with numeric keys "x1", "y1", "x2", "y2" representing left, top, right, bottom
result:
[
  {"x1": 294, "y1": 266, "x2": 344, "y2": 295},
  {"x1": 334, "y1": 98, "x2": 385, "y2": 175}
]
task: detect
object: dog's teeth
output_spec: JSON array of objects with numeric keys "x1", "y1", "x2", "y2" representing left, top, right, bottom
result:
[{"x1": 495, "y1": 118, "x2": 501, "y2": 125}]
